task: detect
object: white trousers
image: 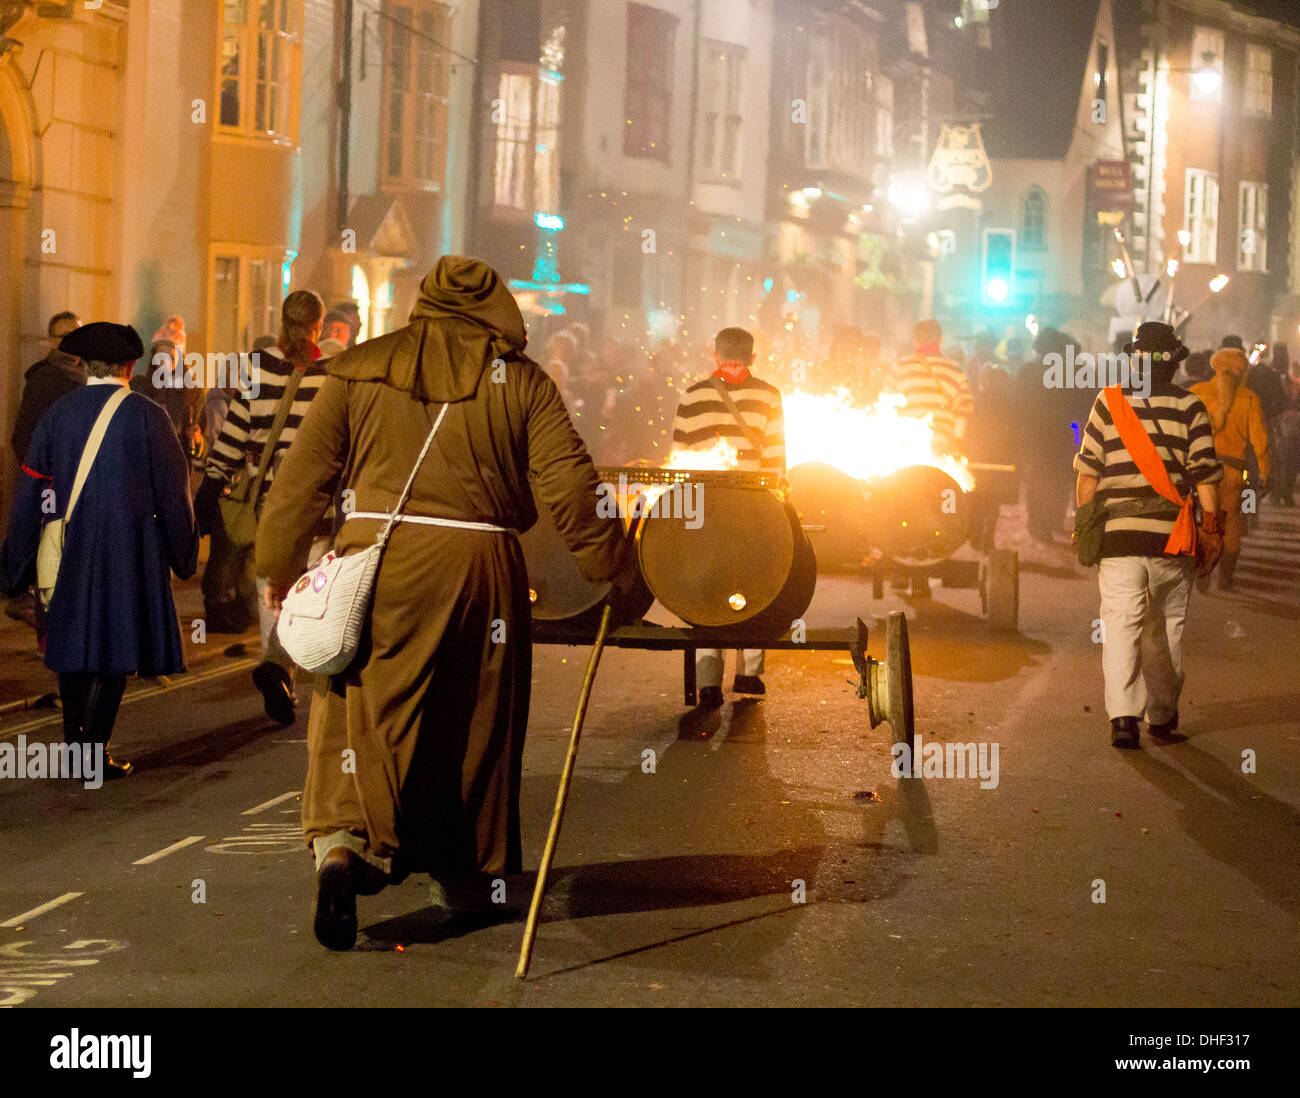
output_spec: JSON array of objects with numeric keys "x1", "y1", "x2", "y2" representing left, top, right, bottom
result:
[
  {"x1": 1097, "y1": 555, "x2": 1195, "y2": 724},
  {"x1": 697, "y1": 649, "x2": 765, "y2": 689}
]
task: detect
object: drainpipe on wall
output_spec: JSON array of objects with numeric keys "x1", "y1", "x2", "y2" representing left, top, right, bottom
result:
[{"x1": 338, "y1": 0, "x2": 353, "y2": 237}]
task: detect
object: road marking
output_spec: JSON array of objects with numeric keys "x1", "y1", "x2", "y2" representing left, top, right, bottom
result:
[
  {"x1": 0, "y1": 938, "x2": 126, "y2": 1008},
  {"x1": 242, "y1": 790, "x2": 301, "y2": 815},
  {"x1": 132, "y1": 836, "x2": 206, "y2": 866},
  {"x1": 207, "y1": 822, "x2": 302, "y2": 855},
  {"x1": 1, "y1": 892, "x2": 83, "y2": 928},
  {"x1": 0, "y1": 658, "x2": 258, "y2": 741}
]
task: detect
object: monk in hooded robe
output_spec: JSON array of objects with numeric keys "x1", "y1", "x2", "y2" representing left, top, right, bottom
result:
[{"x1": 256, "y1": 258, "x2": 632, "y2": 950}]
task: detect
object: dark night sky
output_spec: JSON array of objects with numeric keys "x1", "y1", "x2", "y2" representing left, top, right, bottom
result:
[{"x1": 984, "y1": 0, "x2": 1102, "y2": 160}]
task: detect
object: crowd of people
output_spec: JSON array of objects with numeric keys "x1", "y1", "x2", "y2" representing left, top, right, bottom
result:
[{"x1": 2, "y1": 264, "x2": 1295, "y2": 943}]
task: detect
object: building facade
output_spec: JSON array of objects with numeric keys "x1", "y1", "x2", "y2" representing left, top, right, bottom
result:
[
  {"x1": 1120, "y1": 0, "x2": 1300, "y2": 345},
  {"x1": 0, "y1": 0, "x2": 479, "y2": 515},
  {"x1": 467, "y1": 0, "x2": 776, "y2": 352},
  {"x1": 975, "y1": 0, "x2": 1127, "y2": 346}
]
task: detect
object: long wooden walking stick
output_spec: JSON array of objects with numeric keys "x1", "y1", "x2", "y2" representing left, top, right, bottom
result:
[{"x1": 516, "y1": 601, "x2": 615, "y2": 979}]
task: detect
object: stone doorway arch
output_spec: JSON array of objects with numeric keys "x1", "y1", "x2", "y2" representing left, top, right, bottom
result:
[{"x1": 0, "y1": 43, "x2": 37, "y2": 515}]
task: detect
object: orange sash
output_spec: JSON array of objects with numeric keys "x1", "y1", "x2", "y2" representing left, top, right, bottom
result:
[{"x1": 1105, "y1": 386, "x2": 1198, "y2": 556}]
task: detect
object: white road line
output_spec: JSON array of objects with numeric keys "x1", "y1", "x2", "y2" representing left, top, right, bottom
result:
[
  {"x1": 0, "y1": 658, "x2": 258, "y2": 741},
  {"x1": 132, "y1": 836, "x2": 206, "y2": 866},
  {"x1": 241, "y1": 790, "x2": 301, "y2": 815},
  {"x1": 1, "y1": 892, "x2": 83, "y2": 928}
]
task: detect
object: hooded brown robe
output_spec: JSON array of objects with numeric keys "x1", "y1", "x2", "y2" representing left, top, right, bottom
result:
[{"x1": 256, "y1": 258, "x2": 626, "y2": 880}]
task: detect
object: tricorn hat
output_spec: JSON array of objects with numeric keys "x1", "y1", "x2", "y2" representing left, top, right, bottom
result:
[
  {"x1": 1124, "y1": 321, "x2": 1189, "y2": 365},
  {"x1": 60, "y1": 322, "x2": 145, "y2": 364}
]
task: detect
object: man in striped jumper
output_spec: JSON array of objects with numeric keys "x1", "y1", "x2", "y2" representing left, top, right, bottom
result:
[
  {"x1": 889, "y1": 319, "x2": 974, "y2": 453},
  {"x1": 195, "y1": 291, "x2": 331, "y2": 725},
  {"x1": 673, "y1": 327, "x2": 785, "y2": 706},
  {"x1": 1074, "y1": 323, "x2": 1224, "y2": 749}
]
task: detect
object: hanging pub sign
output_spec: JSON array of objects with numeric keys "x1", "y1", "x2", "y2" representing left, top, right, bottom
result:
[
  {"x1": 927, "y1": 124, "x2": 993, "y2": 196},
  {"x1": 1087, "y1": 160, "x2": 1134, "y2": 213}
]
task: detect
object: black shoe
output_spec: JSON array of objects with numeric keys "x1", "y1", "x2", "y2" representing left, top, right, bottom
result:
[
  {"x1": 733, "y1": 675, "x2": 766, "y2": 696},
  {"x1": 1110, "y1": 716, "x2": 1140, "y2": 749},
  {"x1": 698, "y1": 686, "x2": 724, "y2": 708},
  {"x1": 1146, "y1": 713, "x2": 1182, "y2": 742},
  {"x1": 252, "y1": 661, "x2": 296, "y2": 726},
  {"x1": 314, "y1": 849, "x2": 358, "y2": 951},
  {"x1": 102, "y1": 754, "x2": 134, "y2": 780}
]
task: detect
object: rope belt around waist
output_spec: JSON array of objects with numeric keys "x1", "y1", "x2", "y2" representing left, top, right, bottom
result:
[
  {"x1": 1220, "y1": 455, "x2": 1248, "y2": 472},
  {"x1": 345, "y1": 511, "x2": 519, "y2": 536}
]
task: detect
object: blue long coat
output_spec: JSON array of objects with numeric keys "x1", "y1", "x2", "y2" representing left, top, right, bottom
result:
[{"x1": 3, "y1": 383, "x2": 198, "y2": 675}]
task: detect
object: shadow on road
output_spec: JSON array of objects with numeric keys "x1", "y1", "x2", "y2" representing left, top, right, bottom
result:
[
  {"x1": 125, "y1": 715, "x2": 283, "y2": 772},
  {"x1": 360, "y1": 691, "x2": 939, "y2": 981},
  {"x1": 1179, "y1": 693, "x2": 1300, "y2": 738},
  {"x1": 1123, "y1": 744, "x2": 1300, "y2": 915},
  {"x1": 903, "y1": 600, "x2": 1051, "y2": 683}
]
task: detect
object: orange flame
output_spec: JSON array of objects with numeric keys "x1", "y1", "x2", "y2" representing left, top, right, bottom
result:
[
  {"x1": 785, "y1": 389, "x2": 975, "y2": 491},
  {"x1": 663, "y1": 438, "x2": 741, "y2": 472}
]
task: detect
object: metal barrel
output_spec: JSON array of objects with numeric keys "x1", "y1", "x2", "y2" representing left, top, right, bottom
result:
[
  {"x1": 634, "y1": 481, "x2": 816, "y2": 639},
  {"x1": 865, "y1": 464, "x2": 970, "y2": 568},
  {"x1": 519, "y1": 483, "x2": 649, "y2": 626},
  {"x1": 789, "y1": 462, "x2": 872, "y2": 572}
]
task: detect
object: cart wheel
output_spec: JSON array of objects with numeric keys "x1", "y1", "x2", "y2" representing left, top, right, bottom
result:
[
  {"x1": 886, "y1": 611, "x2": 915, "y2": 757},
  {"x1": 985, "y1": 549, "x2": 1019, "y2": 632},
  {"x1": 865, "y1": 611, "x2": 915, "y2": 760}
]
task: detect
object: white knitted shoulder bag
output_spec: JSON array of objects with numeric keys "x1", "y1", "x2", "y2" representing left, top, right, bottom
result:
[{"x1": 276, "y1": 403, "x2": 450, "y2": 675}]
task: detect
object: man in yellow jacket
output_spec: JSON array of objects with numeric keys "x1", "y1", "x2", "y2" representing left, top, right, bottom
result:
[{"x1": 1191, "y1": 347, "x2": 1269, "y2": 591}]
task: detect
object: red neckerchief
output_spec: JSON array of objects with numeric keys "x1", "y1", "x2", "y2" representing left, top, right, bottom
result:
[
  {"x1": 714, "y1": 362, "x2": 751, "y2": 386},
  {"x1": 916, "y1": 343, "x2": 942, "y2": 355},
  {"x1": 278, "y1": 340, "x2": 323, "y2": 364}
]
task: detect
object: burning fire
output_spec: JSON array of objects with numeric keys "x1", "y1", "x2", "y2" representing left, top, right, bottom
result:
[
  {"x1": 784, "y1": 389, "x2": 975, "y2": 491},
  {"x1": 664, "y1": 437, "x2": 741, "y2": 471}
]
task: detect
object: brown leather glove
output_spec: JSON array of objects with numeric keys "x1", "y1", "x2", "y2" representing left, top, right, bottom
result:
[{"x1": 1195, "y1": 511, "x2": 1226, "y2": 579}]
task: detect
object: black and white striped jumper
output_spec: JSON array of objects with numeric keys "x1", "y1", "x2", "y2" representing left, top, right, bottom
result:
[
  {"x1": 671, "y1": 374, "x2": 786, "y2": 474},
  {"x1": 205, "y1": 347, "x2": 329, "y2": 495},
  {"x1": 1073, "y1": 383, "x2": 1223, "y2": 558}
]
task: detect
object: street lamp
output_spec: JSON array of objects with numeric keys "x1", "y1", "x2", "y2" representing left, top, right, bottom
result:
[
  {"x1": 888, "y1": 178, "x2": 928, "y2": 220},
  {"x1": 1191, "y1": 52, "x2": 1222, "y2": 97},
  {"x1": 1209, "y1": 273, "x2": 1229, "y2": 294}
]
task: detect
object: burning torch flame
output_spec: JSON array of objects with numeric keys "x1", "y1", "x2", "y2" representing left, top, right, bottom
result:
[{"x1": 784, "y1": 389, "x2": 975, "y2": 492}]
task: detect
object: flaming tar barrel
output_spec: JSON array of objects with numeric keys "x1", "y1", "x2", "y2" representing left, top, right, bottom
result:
[
  {"x1": 788, "y1": 462, "x2": 872, "y2": 571},
  {"x1": 789, "y1": 462, "x2": 969, "y2": 571},
  {"x1": 865, "y1": 464, "x2": 970, "y2": 568},
  {"x1": 630, "y1": 469, "x2": 817, "y2": 637}
]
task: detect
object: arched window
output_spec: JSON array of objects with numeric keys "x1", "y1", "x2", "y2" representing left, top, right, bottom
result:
[{"x1": 1022, "y1": 187, "x2": 1048, "y2": 250}]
